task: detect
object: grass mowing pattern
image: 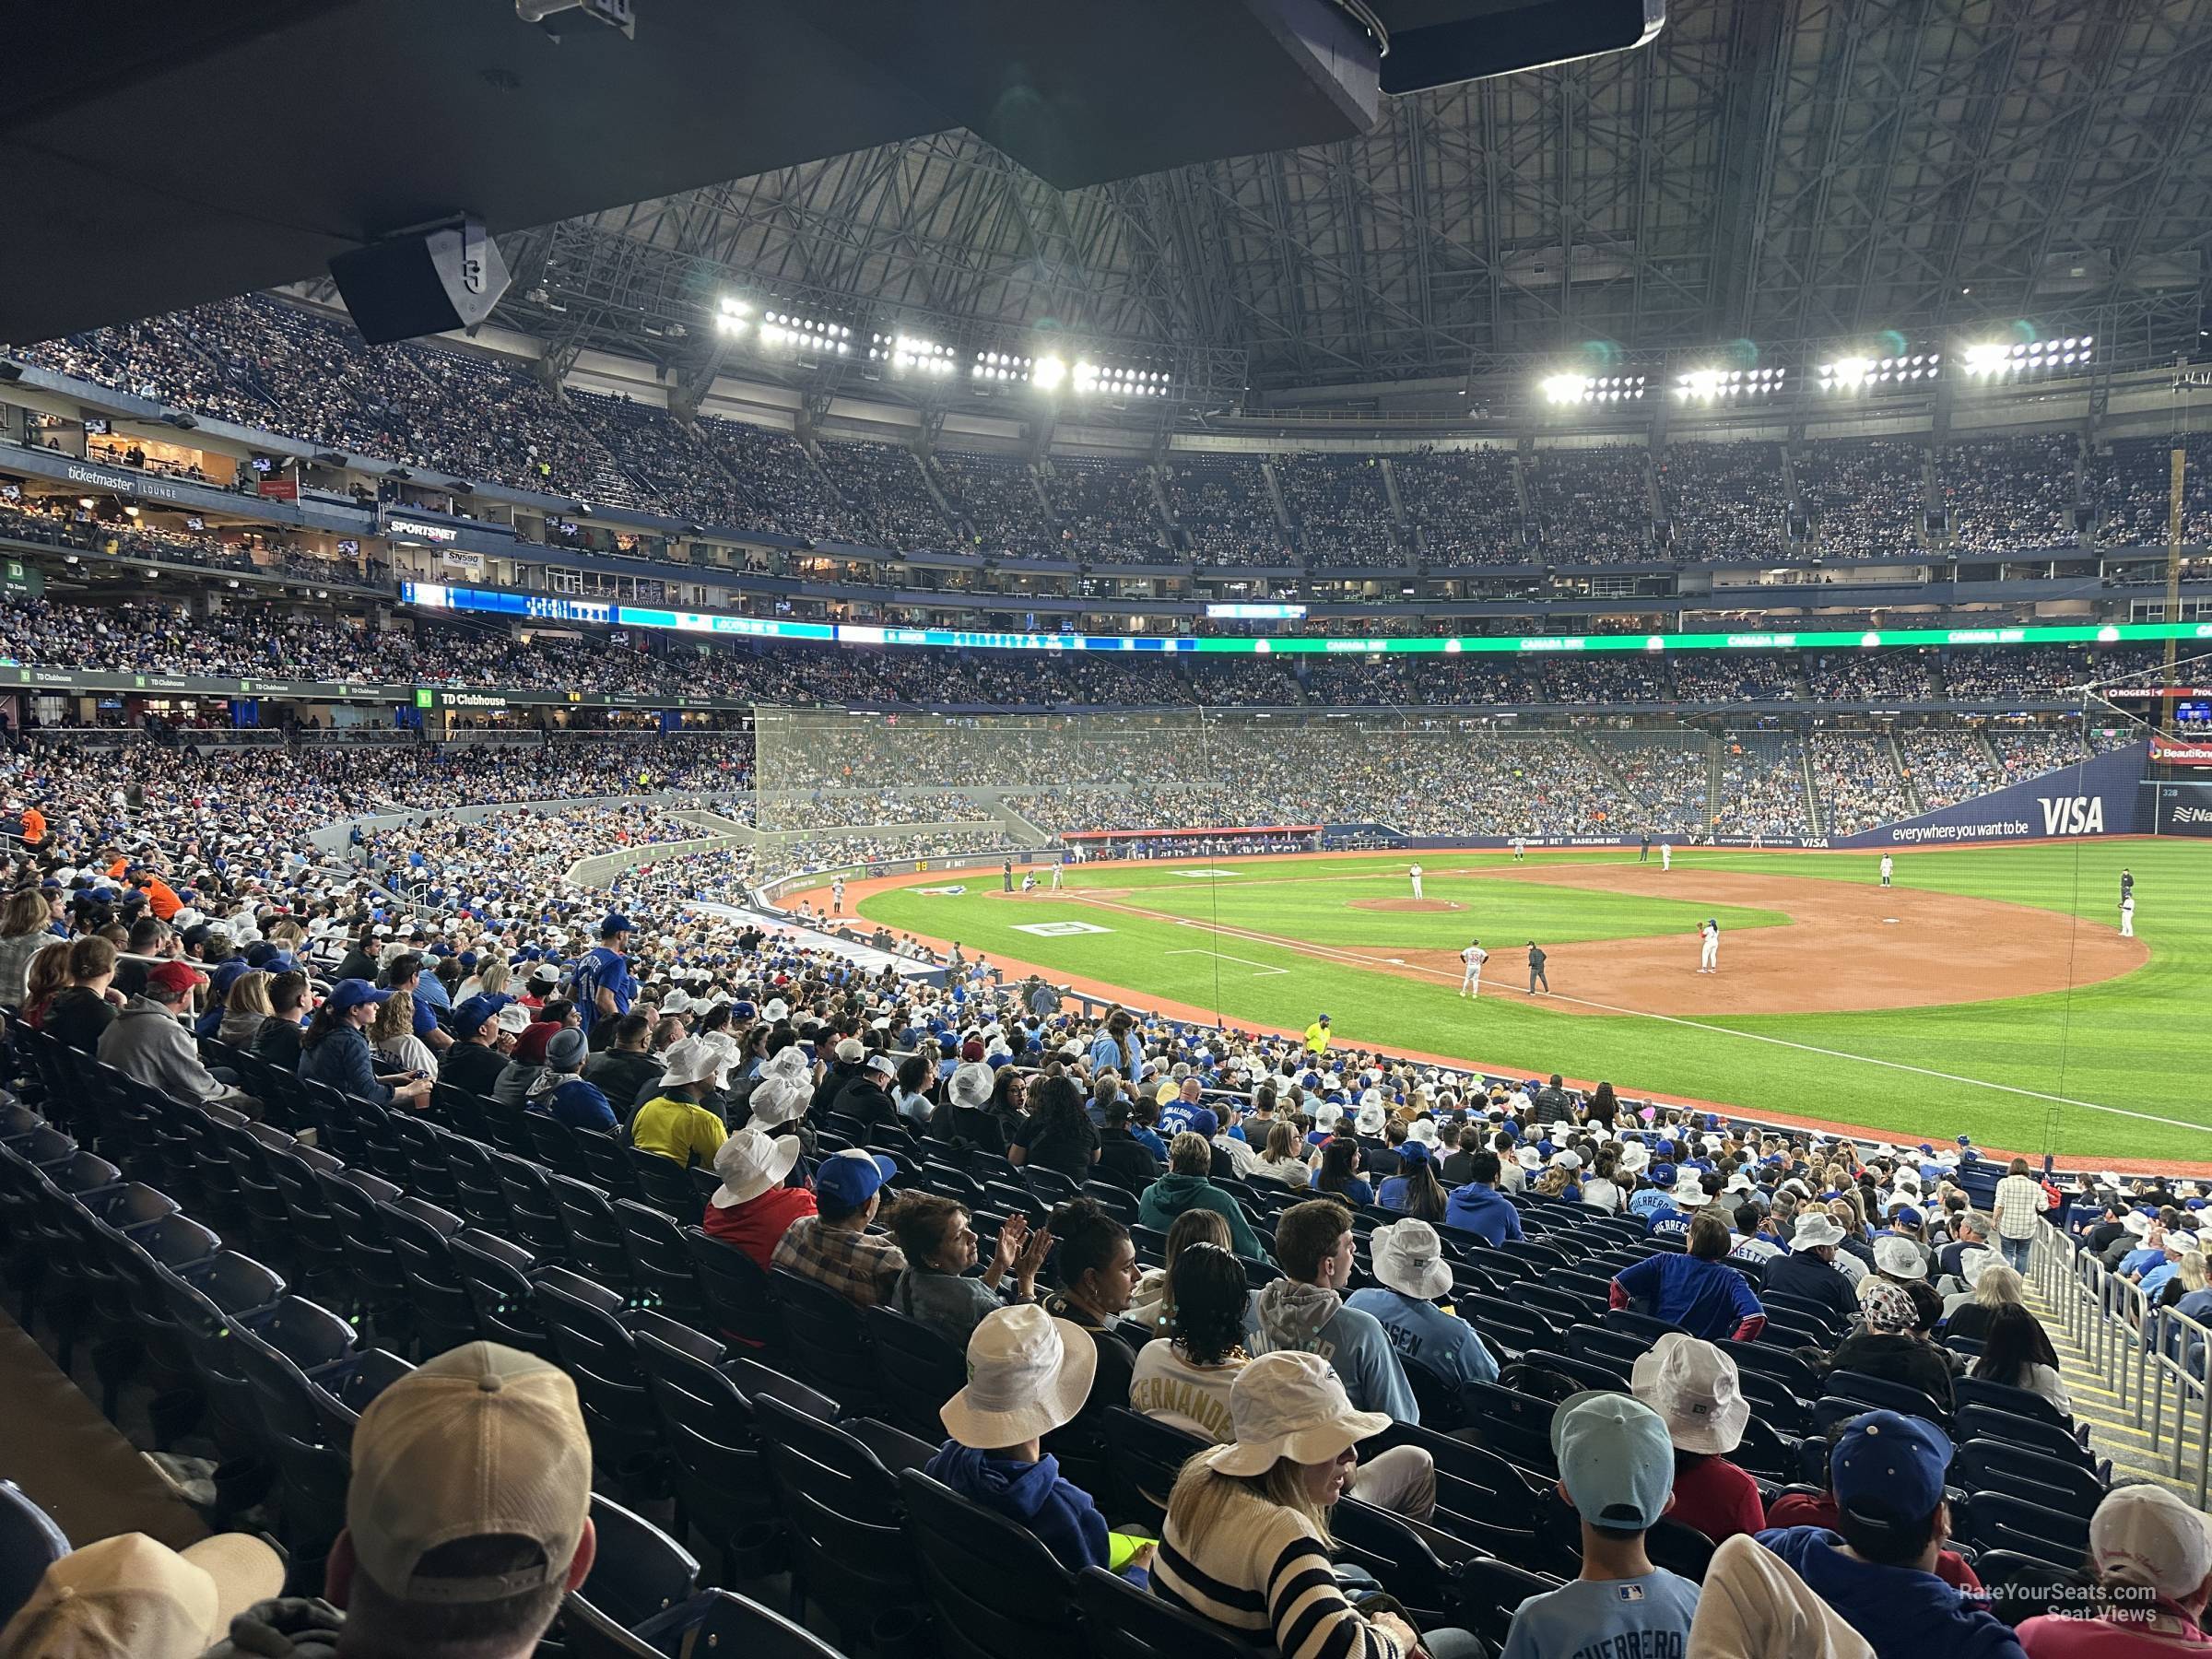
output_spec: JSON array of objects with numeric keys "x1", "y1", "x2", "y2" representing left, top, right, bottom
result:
[{"x1": 859, "y1": 843, "x2": 2212, "y2": 1159}]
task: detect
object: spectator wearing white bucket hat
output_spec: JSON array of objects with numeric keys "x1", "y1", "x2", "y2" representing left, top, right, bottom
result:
[
  {"x1": 922, "y1": 1304, "x2": 1154, "y2": 1584},
  {"x1": 1631, "y1": 1333, "x2": 1765, "y2": 1544},
  {"x1": 2016, "y1": 1483, "x2": 2212, "y2": 1655},
  {"x1": 1347, "y1": 1218, "x2": 1500, "y2": 1396},
  {"x1": 626, "y1": 1035, "x2": 729, "y2": 1170},
  {"x1": 700, "y1": 1127, "x2": 814, "y2": 1270},
  {"x1": 1152, "y1": 1351, "x2": 1485, "y2": 1659},
  {"x1": 1763, "y1": 1209, "x2": 1861, "y2": 1331}
]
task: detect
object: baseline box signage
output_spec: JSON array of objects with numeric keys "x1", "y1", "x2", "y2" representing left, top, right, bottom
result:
[{"x1": 1830, "y1": 742, "x2": 2149, "y2": 847}]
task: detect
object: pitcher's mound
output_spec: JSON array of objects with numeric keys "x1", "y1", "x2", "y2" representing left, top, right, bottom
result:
[{"x1": 1349, "y1": 897, "x2": 1466, "y2": 913}]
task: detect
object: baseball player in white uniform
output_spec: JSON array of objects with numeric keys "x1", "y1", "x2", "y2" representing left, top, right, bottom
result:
[
  {"x1": 1878, "y1": 854, "x2": 1893, "y2": 888},
  {"x1": 1511, "y1": 835, "x2": 1527, "y2": 863},
  {"x1": 830, "y1": 876, "x2": 846, "y2": 914},
  {"x1": 1661, "y1": 841, "x2": 1673, "y2": 871},
  {"x1": 1460, "y1": 939, "x2": 1488, "y2": 997},
  {"x1": 1050, "y1": 860, "x2": 1065, "y2": 889},
  {"x1": 1698, "y1": 918, "x2": 1719, "y2": 973},
  {"x1": 1408, "y1": 863, "x2": 1424, "y2": 900},
  {"x1": 2121, "y1": 894, "x2": 2136, "y2": 937}
]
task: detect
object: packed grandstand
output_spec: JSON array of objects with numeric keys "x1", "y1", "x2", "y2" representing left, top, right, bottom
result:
[{"x1": 8, "y1": 5, "x2": 2212, "y2": 1656}]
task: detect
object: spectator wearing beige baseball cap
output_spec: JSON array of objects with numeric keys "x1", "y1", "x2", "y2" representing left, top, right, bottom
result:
[
  {"x1": 1151, "y1": 1351, "x2": 1483, "y2": 1659},
  {"x1": 0, "y1": 1531, "x2": 283, "y2": 1659},
  {"x1": 197, "y1": 1341, "x2": 597, "y2": 1659}
]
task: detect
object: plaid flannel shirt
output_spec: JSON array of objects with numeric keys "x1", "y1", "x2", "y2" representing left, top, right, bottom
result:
[{"x1": 771, "y1": 1216, "x2": 908, "y2": 1309}]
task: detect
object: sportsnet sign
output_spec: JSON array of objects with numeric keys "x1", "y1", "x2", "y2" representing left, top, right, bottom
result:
[{"x1": 1830, "y1": 740, "x2": 2148, "y2": 848}]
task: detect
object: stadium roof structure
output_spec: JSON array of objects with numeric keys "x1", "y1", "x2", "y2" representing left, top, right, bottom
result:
[
  {"x1": 1, "y1": 0, "x2": 1404, "y2": 346},
  {"x1": 482, "y1": 0, "x2": 2212, "y2": 403}
]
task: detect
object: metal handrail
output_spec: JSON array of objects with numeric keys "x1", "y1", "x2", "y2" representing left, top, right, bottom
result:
[{"x1": 2032, "y1": 1222, "x2": 2212, "y2": 1503}]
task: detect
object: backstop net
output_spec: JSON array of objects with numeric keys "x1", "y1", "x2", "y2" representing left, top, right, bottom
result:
[{"x1": 749, "y1": 707, "x2": 1717, "y2": 847}]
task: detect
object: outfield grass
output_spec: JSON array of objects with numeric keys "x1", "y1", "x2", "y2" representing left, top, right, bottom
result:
[{"x1": 859, "y1": 843, "x2": 2212, "y2": 1159}]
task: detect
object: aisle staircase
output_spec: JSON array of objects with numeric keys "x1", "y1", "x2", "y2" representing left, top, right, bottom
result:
[{"x1": 2023, "y1": 1277, "x2": 2191, "y2": 1495}]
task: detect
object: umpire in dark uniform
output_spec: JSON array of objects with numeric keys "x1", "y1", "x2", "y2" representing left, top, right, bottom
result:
[
  {"x1": 1527, "y1": 941, "x2": 1549, "y2": 995},
  {"x1": 2121, "y1": 867, "x2": 2134, "y2": 902}
]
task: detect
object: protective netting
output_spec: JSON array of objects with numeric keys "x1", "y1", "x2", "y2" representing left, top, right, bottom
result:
[{"x1": 749, "y1": 706, "x2": 1717, "y2": 840}]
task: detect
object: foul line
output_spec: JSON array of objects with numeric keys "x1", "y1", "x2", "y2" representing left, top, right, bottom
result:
[
  {"x1": 1066, "y1": 890, "x2": 2212, "y2": 1138},
  {"x1": 1165, "y1": 947, "x2": 1289, "y2": 977}
]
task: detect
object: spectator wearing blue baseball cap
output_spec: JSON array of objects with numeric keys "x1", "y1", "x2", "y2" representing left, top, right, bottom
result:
[
  {"x1": 298, "y1": 979, "x2": 430, "y2": 1112},
  {"x1": 772, "y1": 1147, "x2": 907, "y2": 1309},
  {"x1": 1500, "y1": 1393, "x2": 1701, "y2": 1659},
  {"x1": 571, "y1": 914, "x2": 639, "y2": 1052},
  {"x1": 1759, "y1": 1411, "x2": 2026, "y2": 1659},
  {"x1": 440, "y1": 994, "x2": 517, "y2": 1097}
]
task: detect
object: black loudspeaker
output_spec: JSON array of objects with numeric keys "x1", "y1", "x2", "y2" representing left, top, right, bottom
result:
[{"x1": 328, "y1": 218, "x2": 511, "y2": 346}]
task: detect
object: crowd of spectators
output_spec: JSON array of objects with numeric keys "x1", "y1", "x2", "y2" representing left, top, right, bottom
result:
[
  {"x1": 1393, "y1": 447, "x2": 1528, "y2": 565},
  {"x1": 1939, "y1": 434, "x2": 2081, "y2": 553},
  {"x1": 0, "y1": 496, "x2": 382, "y2": 592},
  {"x1": 1806, "y1": 649, "x2": 1937, "y2": 702},
  {"x1": 692, "y1": 416, "x2": 853, "y2": 543},
  {"x1": 1040, "y1": 455, "x2": 1171, "y2": 565},
  {"x1": 1896, "y1": 728, "x2": 2006, "y2": 810},
  {"x1": 567, "y1": 391, "x2": 756, "y2": 527},
  {"x1": 1164, "y1": 455, "x2": 1294, "y2": 566},
  {"x1": 1989, "y1": 728, "x2": 2095, "y2": 780},
  {"x1": 1713, "y1": 732, "x2": 1816, "y2": 839},
  {"x1": 2093, "y1": 434, "x2": 2212, "y2": 547},
  {"x1": 1797, "y1": 437, "x2": 1927, "y2": 556},
  {"x1": 1274, "y1": 453, "x2": 1399, "y2": 563},
  {"x1": 19, "y1": 297, "x2": 658, "y2": 504},
  {"x1": 933, "y1": 450, "x2": 1057, "y2": 559},
  {"x1": 1525, "y1": 445, "x2": 1653, "y2": 561},
  {"x1": 1658, "y1": 440, "x2": 1788, "y2": 559},
  {"x1": 1671, "y1": 654, "x2": 1804, "y2": 702},
  {"x1": 1607, "y1": 731, "x2": 1711, "y2": 835},
  {"x1": 815, "y1": 439, "x2": 959, "y2": 553},
  {"x1": 1810, "y1": 732, "x2": 1914, "y2": 833}
]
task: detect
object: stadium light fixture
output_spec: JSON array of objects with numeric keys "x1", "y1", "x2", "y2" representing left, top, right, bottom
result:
[
  {"x1": 1674, "y1": 366, "x2": 1785, "y2": 402},
  {"x1": 1817, "y1": 350, "x2": 1936, "y2": 393},
  {"x1": 1540, "y1": 372, "x2": 1645, "y2": 406},
  {"x1": 1065, "y1": 357, "x2": 1170, "y2": 398},
  {"x1": 713, "y1": 296, "x2": 749, "y2": 338},
  {"x1": 1960, "y1": 335, "x2": 2094, "y2": 380},
  {"x1": 1033, "y1": 354, "x2": 1067, "y2": 391},
  {"x1": 760, "y1": 311, "x2": 848, "y2": 354}
]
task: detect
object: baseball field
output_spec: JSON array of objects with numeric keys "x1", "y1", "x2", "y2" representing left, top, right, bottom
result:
[{"x1": 837, "y1": 841, "x2": 2212, "y2": 1164}]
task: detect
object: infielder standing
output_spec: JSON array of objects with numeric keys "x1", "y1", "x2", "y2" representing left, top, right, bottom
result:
[
  {"x1": 830, "y1": 875, "x2": 846, "y2": 914},
  {"x1": 1698, "y1": 917, "x2": 1719, "y2": 973},
  {"x1": 1409, "y1": 863, "x2": 1425, "y2": 900},
  {"x1": 2121, "y1": 893, "x2": 2136, "y2": 937},
  {"x1": 1460, "y1": 938, "x2": 1488, "y2": 997},
  {"x1": 1661, "y1": 841, "x2": 1673, "y2": 872},
  {"x1": 1527, "y1": 941, "x2": 1549, "y2": 995},
  {"x1": 1512, "y1": 835, "x2": 1527, "y2": 863},
  {"x1": 1878, "y1": 853, "x2": 1893, "y2": 888}
]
